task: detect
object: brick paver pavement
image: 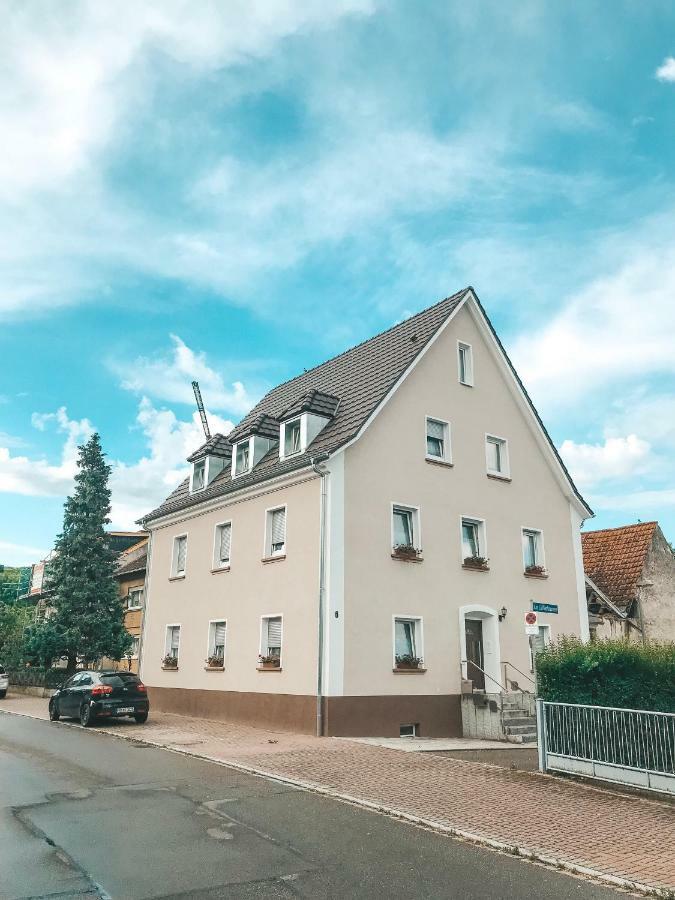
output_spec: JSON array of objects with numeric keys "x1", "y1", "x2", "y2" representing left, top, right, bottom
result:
[{"x1": 2, "y1": 694, "x2": 674, "y2": 895}]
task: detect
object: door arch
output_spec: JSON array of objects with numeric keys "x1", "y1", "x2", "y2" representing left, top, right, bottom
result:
[{"x1": 458, "y1": 604, "x2": 502, "y2": 693}]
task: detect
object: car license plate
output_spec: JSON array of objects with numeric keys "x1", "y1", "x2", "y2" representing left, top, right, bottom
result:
[{"x1": 116, "y1": 706, "x2": 134, "y2": 714}]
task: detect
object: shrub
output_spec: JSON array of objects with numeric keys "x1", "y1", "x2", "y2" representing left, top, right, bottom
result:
[{"x1": 536, "y1": 637, "x2": 675, "y2": 712}]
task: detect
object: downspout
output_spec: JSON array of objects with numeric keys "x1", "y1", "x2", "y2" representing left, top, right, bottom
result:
[
  {"x1": 311, "y1": 453, "x2": 330, "y2": 738},
  {"x1": 137, "y1": 524, "x2": 154, "y2": 681}
]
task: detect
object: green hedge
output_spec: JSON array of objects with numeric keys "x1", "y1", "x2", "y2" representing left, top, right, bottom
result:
[{"x1": 536, "y1": 637, "x2": 675, "y2": 713}]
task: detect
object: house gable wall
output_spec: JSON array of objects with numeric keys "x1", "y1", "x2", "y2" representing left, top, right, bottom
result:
[
  {"x1": 339, "y1": 301, "x2": 585, "y2": 702},
  {"x1": 640, "y1": 527, "x2": 675, "y2": 642}
]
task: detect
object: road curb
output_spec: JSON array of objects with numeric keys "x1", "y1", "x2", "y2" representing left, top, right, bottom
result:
[{"x1": 2, "y1": 707, "x2": 673, "y2": 898}]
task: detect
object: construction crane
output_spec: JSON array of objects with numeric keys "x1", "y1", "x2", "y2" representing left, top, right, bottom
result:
[{"x1": 192, "y1": 381, "x2": 211, "y2": 440}]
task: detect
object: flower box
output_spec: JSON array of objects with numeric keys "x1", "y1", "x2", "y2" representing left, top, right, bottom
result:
[
  {"x1": 162, "y1": 655, "x2": 178, "y2": 668},
  {"x1": 258, "y1": 655, "x2": 281, "y2": 670},
  {"x1": 463, "y1": 555, "x2": 489, "y2": 571},
  {"x1": 395, "y1": 654, "x2": 424, "y2": 670},
  {"x1": 205, "y1": 656, "x2": 225, "y2": 669},
  {"x1": 392, "y1": 544, "x2": 423, "y2": 561},
  {"x1": 524, "y1": 564, "x2": 548, "y2": 577}
]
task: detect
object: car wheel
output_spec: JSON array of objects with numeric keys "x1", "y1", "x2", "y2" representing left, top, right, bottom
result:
[
  {"x1": 0, "y1": 690, "x2": 6, "y2": 699},
  {"x1": 134, "y1": 712, "x2": 148, "y2": 724},
  {"x1": 79, "y1": 703, "x2": 94, "y2": 727},
  {"x1": 49, "y1": 699, "x2": 60, "y2": 721}
]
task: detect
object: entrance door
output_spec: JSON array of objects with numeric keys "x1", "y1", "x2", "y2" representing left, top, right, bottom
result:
[{"x1": 465, "y1": 619, "x2": 485, "y2": 691}]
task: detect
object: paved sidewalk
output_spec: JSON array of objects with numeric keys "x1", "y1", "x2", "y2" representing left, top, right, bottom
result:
[{"x1": 2, "y1": 694, "x2": 674, "y2": 896}]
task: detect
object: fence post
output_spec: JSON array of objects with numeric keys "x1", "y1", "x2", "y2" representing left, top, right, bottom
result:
[{"x1": 536, "y1": 698, "x2": 547, "y2": 772}]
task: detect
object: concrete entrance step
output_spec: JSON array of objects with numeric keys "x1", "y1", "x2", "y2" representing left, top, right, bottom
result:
[{"x1": 506, "y1": 732, "x2": 538, "y2": 744}]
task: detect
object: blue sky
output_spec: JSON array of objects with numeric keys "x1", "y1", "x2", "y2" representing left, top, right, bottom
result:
[{"x1": 1, "y1": 1, "x2": 674, "y2": 564}]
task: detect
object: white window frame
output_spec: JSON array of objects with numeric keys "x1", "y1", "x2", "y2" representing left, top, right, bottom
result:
[
  {"x1": 260, "y1": 614, "x2": 283, "y2": 665},
  {"x1": 485, "y1": 433, "x2": 510, "y2": 478},
  {"x1": 126, "y1": 587, "x2": 143, "y2": 610},
  {"x1": 281, "y1": 416, "x2": 302, "y2": 459},
  {"x1": 392, "y1": 615, "x2": 424, "y2": 668},
  {"x1": 207, "y1": 619, "x2": 227, "y2": 662},
  {"x1": 460, "y1": 515, "x2": 487, "y2": 563},
  {"x1": 457, "y1": 340, "x2": 474, "y2": 386},
  {"x1": 522, "y1": 526, "x2": 546, "y2": 570},
  {"x1": 264, "y1": 505, "x2": 287, "y2": 558},
  {"x1": 190, "y1": 459, "x2": 207, "y2": 493},
  {"x1": 165, "y1": 623, "x2": 181, "y2": 659},
  {"x1": 425, "y1": 416, "x2": 452, "y2": 463},
  {"x1": 170, "y1": 534, "x2": 188, "y2": 578},
  {"x1": 212, "y1": 520, "x2": 232, "y2": 570},
  {"x1": 129, "y1": 635, "x2": 140, "y2": 659},
  {"x1": 232, "y1": 438, "x2": 252, "y2": 478},
  {"x1": 391, "y1": 502, "x2": 421, "y2": 551}
]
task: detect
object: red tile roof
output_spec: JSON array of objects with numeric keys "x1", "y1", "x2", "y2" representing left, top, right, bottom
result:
[{"x1": 581, "y1": 522, "x2": 658, "y2": 611}]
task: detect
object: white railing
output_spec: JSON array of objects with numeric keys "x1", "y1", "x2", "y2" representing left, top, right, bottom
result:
[{"x1": 537, "y1": 699, "x2": 675, "y2": 795}]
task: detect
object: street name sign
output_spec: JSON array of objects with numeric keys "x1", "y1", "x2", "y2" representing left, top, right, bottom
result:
[{"x1": 532, "y1": 602, "x2": 558, "y2": 614}]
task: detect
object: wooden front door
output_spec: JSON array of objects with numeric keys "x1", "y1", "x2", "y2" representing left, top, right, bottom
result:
[{"x1": 465, "y1": 618, "x2": 485, "y2": 691}]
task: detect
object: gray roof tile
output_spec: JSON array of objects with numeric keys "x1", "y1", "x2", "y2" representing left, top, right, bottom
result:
[{"x1": 142, "y1": 288, "x2": 468, "y2": 523}]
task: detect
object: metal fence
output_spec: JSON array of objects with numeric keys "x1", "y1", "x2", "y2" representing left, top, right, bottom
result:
[
  {"x1": 8, "y1": 668, "x2": 68, "y2": 689},
  {"x1": 537, "y1": 699, "x2": 675, "y2": 795}
]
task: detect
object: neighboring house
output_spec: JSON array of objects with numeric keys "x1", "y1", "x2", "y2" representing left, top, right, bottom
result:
[
  {"x1": 582, "y1": 521, "x2": 675, "y2": 642},
  {"x1": 139, "y1": 287, "x2": 592, "y2": 738},
  {"x1": 100, "y1": 537, "x2": 148, "y2": 674}
]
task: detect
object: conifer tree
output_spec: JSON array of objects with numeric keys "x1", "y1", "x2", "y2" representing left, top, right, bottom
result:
[{"x1": 24, "y1": 433, "x2": 131, "y2": 671}]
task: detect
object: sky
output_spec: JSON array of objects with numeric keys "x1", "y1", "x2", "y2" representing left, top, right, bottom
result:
[{"x1": 1, "y1": 1, "x2": 674, "y2": 565}]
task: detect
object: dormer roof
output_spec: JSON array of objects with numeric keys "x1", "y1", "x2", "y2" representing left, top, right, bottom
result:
[
  {"x1": 281, "y1": 389, "x2": 340, "y2": 421},
  {"x1": 227, "y1": 413, "x2": 279, "y2": 444},
  {"x1": 186, "y1": 433, "x2": 232, "y2": 464}
]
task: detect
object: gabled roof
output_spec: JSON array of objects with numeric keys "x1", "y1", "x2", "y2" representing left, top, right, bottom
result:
[
  {"x1": 581, "y1": 522, "x2": 658, "y2": 612},
  {"x1": 115, "y1": 537, "x2": 148, "y2": 578},
  {"x1": 142, "y1": 286, "x2": 589, "y2": 525},
  {"x1": 281, "y1": 389, "x2": 341, "y2": 420},
  {"x1": 227, "y1": 413, "x2": 280, "y2": 444},
  {"x1": 186, "y1": 433, "x2": 232, "y2": 463}
]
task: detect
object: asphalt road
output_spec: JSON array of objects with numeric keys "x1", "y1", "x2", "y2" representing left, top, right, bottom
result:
[{"x1": 0, "y1": 712, "x2": 625, "y2": 900}]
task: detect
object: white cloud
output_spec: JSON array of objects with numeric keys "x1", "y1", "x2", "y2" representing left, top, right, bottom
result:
[
  {"x1": 0, "y1": 397, "x2": 234, "y2": 530},
  {"x1": 511, "y1": 217, "x2": 675, "y2": 406},
  {"x1": 0, "y1": 407, "x2": 94, "y2": 496},
  {"x1": 0, "y1": 539, "x2": 49, "y2": 567},
  {"x1": 590, "y1": 489, "x2": 675, "y2": 513},
  {"x1": 109, "y1": 398, "x2": 234, "y2": 528},
  {"x1": 114, "y1": 335, "x2": 256, "y2": 415},
  {"x1": 0, "y1": 0, "x2": 374, "y2": 318},
  {"x1": 655, "y1": 56, "x2": 675, "y2": 82},
  {"x1": 0, "y1": 0, "x2": 373, "y2": 200},
  {"x1": 559, "y1": 434, "x2": 652, "y2": 488}
]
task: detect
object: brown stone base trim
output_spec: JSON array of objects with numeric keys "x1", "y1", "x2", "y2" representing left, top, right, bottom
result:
[
  {"x1": 147, "y1": 687, "x2": 462, "y2": 738},
  {"x1": 324, "y1": 694, "x2": 462, "y2": 738},
  {"x1": 147, "y1": 686, "x2": 316, "y2": 734}
]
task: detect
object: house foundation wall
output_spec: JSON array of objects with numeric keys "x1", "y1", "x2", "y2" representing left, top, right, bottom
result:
[{"x1": 148, "y1": 687, "x2": 462, "y2": 738}]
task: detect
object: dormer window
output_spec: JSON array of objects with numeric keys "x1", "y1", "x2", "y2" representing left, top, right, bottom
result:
[
  {"x1": 187, "y1": 434, "x2": 231, "y2": 493},
  {"x1": 284, "y1": 418, "x2": 301, "y2": 457},
  {"x1": 234, "y1": 439, "x2": 251, "y2": 476},
  {"x1": 192, "y1": 460, "x2": 206, "y2": 491}
]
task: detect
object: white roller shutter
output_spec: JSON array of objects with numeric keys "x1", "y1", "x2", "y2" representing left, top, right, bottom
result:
[
  {"x1": 427, "y1": 419, "x2": 444, "y2": 440},
  {"x1": 218, "y1": 524, "x2": 231, "y2": 563},
  {"x1": 270, "y1": 508, "x2": 286, "y2": 552},
  {"x1": 266, "y1": 617, "x2": 282, "y2": 652},
  {"x1": 176, "y1": 536, "x2": 187, "y2": 573},
  {"x1": 214, "y1": 621, "x2": 226, "y2": 647}
]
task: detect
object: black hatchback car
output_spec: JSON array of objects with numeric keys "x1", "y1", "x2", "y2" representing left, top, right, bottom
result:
[{"x1": 49, "y1": 670, "x2": 149, "y2": 727}]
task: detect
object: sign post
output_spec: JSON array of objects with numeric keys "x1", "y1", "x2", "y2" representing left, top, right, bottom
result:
[{"x1": 525, "y1": 611, "x2": 539, "y2": 694}]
